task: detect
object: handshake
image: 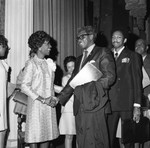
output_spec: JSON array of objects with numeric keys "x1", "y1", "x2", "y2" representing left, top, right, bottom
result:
[
  {"x1": 40, "y1": 96, "x2": 59, "y2": 107},
  {"x1": 49, "y1": 96, "x2": 59, "y2": 107}
]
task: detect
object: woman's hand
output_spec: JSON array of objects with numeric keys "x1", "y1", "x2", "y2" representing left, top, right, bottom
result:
[{"x1": 44, "y1": 96, "x2": 59, "y2": 107}]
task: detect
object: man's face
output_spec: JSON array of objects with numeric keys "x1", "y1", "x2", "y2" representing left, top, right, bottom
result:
[
  {"x1": 76, "y1": 31, "x2": 93, "y2": 49},
  {"x1": 135, "y1": 39, "x2": 147, "y2": 56},
  {"x1": 112, "y1": 31, "x2": 126, "y2": 50}
]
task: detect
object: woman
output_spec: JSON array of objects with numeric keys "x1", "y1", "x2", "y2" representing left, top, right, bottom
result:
[
  {"x1": 0, "y1": 35, "x2": 10, "y2": 148},
  {"x1": 21, "y1": 31, "x2": 59, "y2": 148},
  {"x1": 59, "y1": 56, "x2": 76, "y2": 148}
]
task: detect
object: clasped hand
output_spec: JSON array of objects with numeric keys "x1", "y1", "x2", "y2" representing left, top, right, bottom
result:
[{"x1": 44, "y1": 96, "x2": 59, "y2": 107}]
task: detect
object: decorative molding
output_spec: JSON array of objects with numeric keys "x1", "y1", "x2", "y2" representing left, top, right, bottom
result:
[{"x1": 125, "y1": 0, "x2": 147, "y2": 31}]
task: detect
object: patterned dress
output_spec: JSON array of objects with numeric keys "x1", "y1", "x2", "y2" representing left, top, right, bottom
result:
[
  {"x1": 21, "y1": 55, "x2": 59, "y2": 143},
  {"x1": 0, "y1": 60, "x2": 9, "y2": 131}
]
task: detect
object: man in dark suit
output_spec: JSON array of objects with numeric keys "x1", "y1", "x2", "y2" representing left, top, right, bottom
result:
[
  {"x1": 108, "y1": 29, "x2": 143, "y2": 148},
  {"x1": 135, "y1": 38, "x2": 150, "y2": 148},
  {"x1": 50, "y1": 26, "x2": 116, "y2": 148}
]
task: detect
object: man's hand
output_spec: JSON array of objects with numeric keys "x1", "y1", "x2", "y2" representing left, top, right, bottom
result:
[
  {"x1": 133, "y1": 107, "x2": 141, "y2": 123},
  {"x1": 50, "y1": 96, "x2": 59, "y2": 107},
  {"x1": 45, "y1": 96, "x2": 59, "y2": 107}
]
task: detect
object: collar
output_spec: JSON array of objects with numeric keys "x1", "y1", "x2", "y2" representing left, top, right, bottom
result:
[
  {"x1": 84, "y1": 44, "x2": 95, "y2": 56},
  {"x1": 143, "y1": 54, "x2": 147, "y2": 61},
  {"x1": 1, "y1": 60, "x2": 9, "y2": 72},
  {"x1": 34, "y1": 54, "x2": 46, "y2": 65},
  {"x1": 113, "y1": 46, "x2": 125, "y2": 57}
]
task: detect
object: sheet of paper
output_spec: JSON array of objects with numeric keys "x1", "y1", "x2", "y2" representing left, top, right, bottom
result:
[
  {"x1": 7, "y1": 82, "x2": 16, "y2": 98},
  {"x1": 142, "y1": 67, "x2": 150, "y2": 88},
  {"x1": 69, "y1": 62, "x2": 102, "y2": 89}
]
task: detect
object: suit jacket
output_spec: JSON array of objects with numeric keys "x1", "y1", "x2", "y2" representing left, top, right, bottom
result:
[
  {"x1": 143, "y1": 54, "x2": 150, "y2": 96},
  {"x1": 58, "y1": 45, "x2": 116, "y2": 114},
  {"x1": 109, "y1": 47, "x2": 143, "y2": 111}
]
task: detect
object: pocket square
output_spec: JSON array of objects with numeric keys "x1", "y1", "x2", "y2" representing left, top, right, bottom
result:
[
  {"x1": 90, "y1": 60, "x2": 95, "y2": 63},
  {"x1": 122, "y1": 58, "x2": 130, "y2": 63}
]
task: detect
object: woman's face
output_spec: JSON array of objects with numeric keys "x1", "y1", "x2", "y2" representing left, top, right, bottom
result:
[
  {"x1": 39, "y1": 41, "x2": 51, "y2": 56},
  {"x1": 66, "y1": 61, "x2": 75, "y2": 75},
  {"x1": 0, "y1": 44, "x2": 6, "y2": 57}
]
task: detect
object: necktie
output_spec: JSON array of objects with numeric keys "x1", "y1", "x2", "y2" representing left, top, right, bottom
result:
[
  {"x1": 115, "y1": 52, "x2": 118, "y2": 60},
  {"x1": 80, "y1": 50, "x2": 88, "y2": 68}
]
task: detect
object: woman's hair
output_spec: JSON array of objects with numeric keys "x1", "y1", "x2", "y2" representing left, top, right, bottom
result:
[
  {"x1": 0, "y1": 35, "x2": 9, "y2": 50},
  {"x1": 28, "y1": 50, "x2": 35, "y2": 58},
  {"x1": 64, "y1": 56, "x2": 76, "y2": 72},
  {"x1": 28, "y1": 31, "x2": 51, "y2": 54}
]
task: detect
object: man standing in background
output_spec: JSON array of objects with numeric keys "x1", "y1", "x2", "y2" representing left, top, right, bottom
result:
[
  {"x1": 135, "y1": 38, "x2": 150, "y2": 148},
  {"x1": 108, "y1": 29, "x2": 143, "y2": 148}
]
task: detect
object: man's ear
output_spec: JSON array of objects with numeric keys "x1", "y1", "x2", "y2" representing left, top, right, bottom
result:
[{"x1": 124, "y1": 38, "x2": 127, "y2": 44}]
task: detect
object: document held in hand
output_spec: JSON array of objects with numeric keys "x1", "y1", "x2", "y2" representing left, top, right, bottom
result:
[
  {"x1": 142, "y1": 67, "x2": 150, "y2": 88},
  {"x1": 69, "y1": 61, "x2": 102, "y2": 89}
]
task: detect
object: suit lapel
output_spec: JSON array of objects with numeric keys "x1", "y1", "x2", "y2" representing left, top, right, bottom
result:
[
  {"x1": 81, "y1": 46, "x2": 99, "y2": 68},
  {"x1": 74, "y1": 56, "x2": 82, "y2": 75},
  {"x1": 116, "y1": 48, "x2": 128, "y2": 65},
  {"x1": 144, "y1": 55, "x2": 150, "y2": 78},
  {"x1": 115, "y1": 48, "x2": 130, "y2": 74}
]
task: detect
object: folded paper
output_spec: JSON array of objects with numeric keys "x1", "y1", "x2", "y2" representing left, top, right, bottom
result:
[{"x1": 69, "y1": 62, "x2": 102, "y2": 89}]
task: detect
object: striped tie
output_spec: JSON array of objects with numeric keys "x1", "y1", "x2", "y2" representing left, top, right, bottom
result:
[
  {"x1": 80, "y1": 50, "x2": 88, "y2": 68},
  {"x1": 115, "y1": 52, "x2": 118, "y2": 60}
]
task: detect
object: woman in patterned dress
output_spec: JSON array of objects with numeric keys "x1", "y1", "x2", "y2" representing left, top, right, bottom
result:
[
  {"x1": 59, "y1": 56, "x2": 76, "y2": 148},
  {"x1": 0, "y1": 35, "x2": 10, "y2": 148},
  {"x1": 21, "y1": 31, "x2": 59, "y2": 148}
]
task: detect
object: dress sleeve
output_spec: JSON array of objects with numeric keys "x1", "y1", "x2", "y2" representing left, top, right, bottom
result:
[
  {"x1": 62, "y1": 75, "x2": 69, "y2": 87},
  {"x1": 21, "y1": 60, "x2": 39, "y2": 100}
]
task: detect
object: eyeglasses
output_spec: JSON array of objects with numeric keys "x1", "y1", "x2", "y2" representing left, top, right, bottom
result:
[{"x1": 76, "y1": 34, "x2": 90, "y2": 41}]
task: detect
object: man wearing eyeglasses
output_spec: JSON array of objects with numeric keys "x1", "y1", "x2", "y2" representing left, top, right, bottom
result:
[{"x1": 49, "y1": 26, "x2": 116, "y2": 148}]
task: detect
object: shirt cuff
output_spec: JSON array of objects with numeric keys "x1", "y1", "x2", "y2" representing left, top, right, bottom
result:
[
  {"x1": 148, "y1": 94, "x2": 150, "y2": 101},
  {"x1": 134, "y1": 103, "x2": 141, "y2": 107}
]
